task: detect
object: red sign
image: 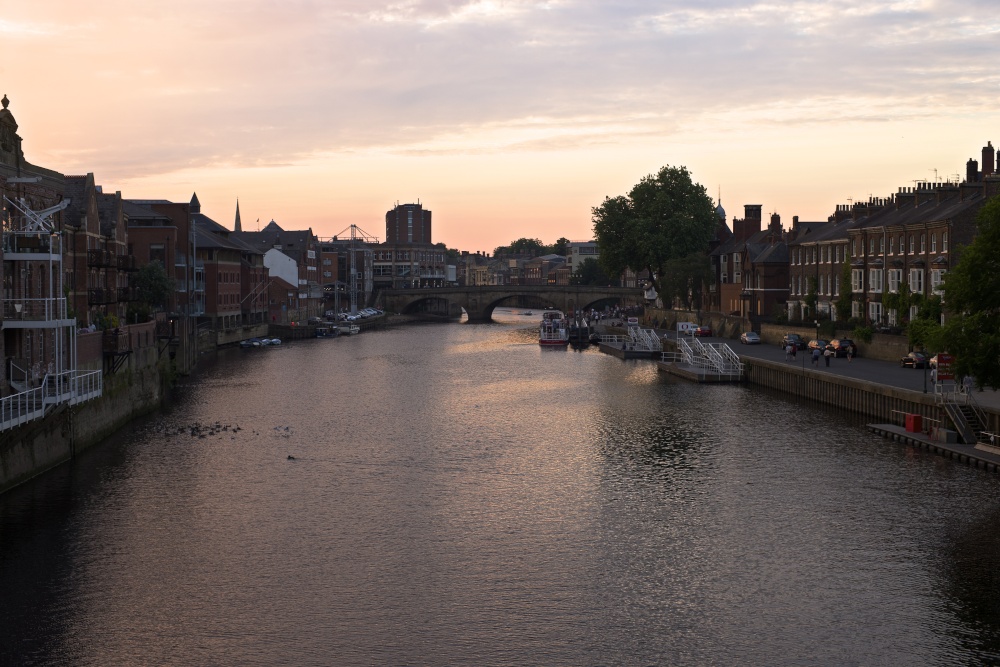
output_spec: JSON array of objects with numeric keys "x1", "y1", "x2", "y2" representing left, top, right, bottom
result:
[{"x1": 936, "y1": 353, "x2": 955, "y2": 381}]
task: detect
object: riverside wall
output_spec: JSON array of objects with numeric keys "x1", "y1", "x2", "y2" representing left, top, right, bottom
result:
[
  {"x1": 0, "y1": 323, "x2": 169, "y2": 495},
  {"x1": 741, "y1": 356, "x2": 946, "y2": 426}
]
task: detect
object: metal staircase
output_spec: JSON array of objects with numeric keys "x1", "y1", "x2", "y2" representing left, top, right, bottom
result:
[
  {"x1": 673, "y1": 337, "x2": 744, "y2": 379},
  {"x1": 936, "y1": 384, "x2": 988, "y2": 444}
]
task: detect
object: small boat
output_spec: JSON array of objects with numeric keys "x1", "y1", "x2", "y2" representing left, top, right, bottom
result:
[
  {"x1": 344, "y1": 324, "x2": 361, "y2": 335},
  {"x1": 240, "y1": 337, "x2": 263, "y2": 348},
  {"x1": 539, "y1": 310, "x2": 569, "y2": 347},
  {"x1": 315, "y1": 326, "x2": 340, "y2": 338},
  {"x1": 523, "y1": 311, "x2": 533, "y2": 316}
]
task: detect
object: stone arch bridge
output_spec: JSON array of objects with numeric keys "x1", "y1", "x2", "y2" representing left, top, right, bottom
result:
[{"x1": 380, "y1": 285, "x2": 643, "y2": 323}]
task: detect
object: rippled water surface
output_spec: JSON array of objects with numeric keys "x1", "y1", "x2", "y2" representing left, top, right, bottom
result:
[{"x1": 3, "y1": 310, "x2": 1000, "y2": 666}]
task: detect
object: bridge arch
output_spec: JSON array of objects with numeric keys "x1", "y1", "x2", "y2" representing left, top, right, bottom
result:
[{"x1": 381, "y1": 285, "x2": 642, "y2": 323}]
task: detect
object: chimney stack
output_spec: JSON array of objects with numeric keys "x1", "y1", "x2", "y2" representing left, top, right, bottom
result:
[{"x1": 983, "y1": 142, "x2": 995, "y2": 177}]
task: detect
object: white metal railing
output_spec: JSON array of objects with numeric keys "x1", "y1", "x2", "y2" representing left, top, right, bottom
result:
[
  {"x1": 676, "y1": 337, "x2": 744, "y2": 376},
  {"x1": 2, "y1": 297, "x2": 68, "y2": 322},
  {"x1": 0, "y1": 386, "x2": 45, "y2": 431},
  {"x1": 628, "y1": 327, "x2": 662, "y2": 352},
  {"x1": 0, "y1": 370, "x2": 103, "y2": 433}
]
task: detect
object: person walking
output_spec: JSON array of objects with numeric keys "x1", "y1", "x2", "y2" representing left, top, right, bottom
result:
[
  {"x1": 846, "y1": 343, "x2": 855, "y2": 362},
  {"x1": 785, "y1": 343, "x2": 793, "y2": 361},
  {"x1": 812, "y1": 347, "x2": 821, "y2": 366},
  {"x1": 824, "y1": 347, "x2": 833, "y2": 367}
]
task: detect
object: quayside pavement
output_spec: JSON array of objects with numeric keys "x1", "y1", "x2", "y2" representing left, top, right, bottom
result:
[{"x1": 654, "y1": 330, "x2": 1000, "y2": 474}]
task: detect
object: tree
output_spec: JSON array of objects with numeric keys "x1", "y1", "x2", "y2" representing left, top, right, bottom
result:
[
  {"x1": 835, "y1": 261, "x2": 853, "y2": 321},
  {"x1": 804, "y1": 276, "x2": 818, "y2": 318},
  {"x1": 592, "y1": 165, "x2": 718, "y2": 300},
  {"x1": 939, "y1": 195, "x2": 1000, "y2": 388},
  {"x1": 658, "y1": 254, "x2": 713, "y2": 310},
  {"x1": 127, "y1": 260, "x2": 174, "y2": 323},
  {"x1": 494, "y1": 238, "x2": 545, "y2": 257},
  {"x1": 549, "y1": 237, "x2": 571, "y2": 256},
  {"x1": 571, "y1": 257, "x2": 613, "y2": 286}
]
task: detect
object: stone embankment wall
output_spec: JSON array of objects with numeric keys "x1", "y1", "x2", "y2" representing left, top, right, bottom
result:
[
  {"x1": 0, "y1": 324, "x2": 168, "y2": 495},
  {"x1": 742, "y1": 356, "x2": 944, "y2": 425}
]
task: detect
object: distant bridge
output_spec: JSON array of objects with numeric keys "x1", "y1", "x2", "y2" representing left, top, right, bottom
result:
[{"x1": 380, "y1": 285, "x2": 643, "y2": 322}]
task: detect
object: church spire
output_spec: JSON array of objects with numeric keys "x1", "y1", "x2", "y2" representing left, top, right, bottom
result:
[{"x1": 234, "y1": 199, "x2": 242, "y2": 232}]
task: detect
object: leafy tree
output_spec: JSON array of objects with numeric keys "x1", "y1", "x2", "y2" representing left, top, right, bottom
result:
[
  {"x1": 835, "y1": 261, "x2": 853, "y2": 321},
  {"x1": 591, "y1": 165, "x2": 717, "y2": 299},
  {"x1": 939, "y1": 195, "x2": 1000, "y2": 388},
  {"x1": 804, "y1": 276, "x2": 818, "y2": 317},
  {"x1": 549, "y1": 237, "x2": 571, "y2": 256},
  {"x1": 494, "y1": 238, "x2": 546, "y2": 257},
  {"x1": 658, "y1": 254, "x2": 713, "y2": 310},
  {"x1": 571, "y1": 257, "x2": 613, "y2": 286},
  {"x1": 127, "y1": 260, "x2": 174, "y2": 323}
]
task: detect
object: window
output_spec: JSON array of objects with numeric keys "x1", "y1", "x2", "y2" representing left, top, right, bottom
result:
[
  {"x1": 889, "y1": 236, "x2": 895, "y2": 255},
  {"x1": 899, "y1": 234, "x2": 905, "y2": 254},
  {"x1": 834, "y1": 277, "x2": 839, "y2": 296},
  {"x1": 888, "y1": 269, "x2": 902, "y2": 293},
  {"x1": 943, "y1": 232, "x2": 949, "y2": 252},
  {"x1": 931, "y1": 234, "x2": 937, "y2": 253},
  {"x1": 827, "y1": 273, "x2": 833, "y2": 296},
  {"x1": 852, "y1": 301, "x2": 862, "y2": 318},
  {"x1": 721, "y1": 272, "x2": 728, "y2": 284},
  {"x1": 879, "y1": 237, "x2": 884, "y2": 254},
  {"x1": 909, "y1": 268, "x2": 923, "y2": 293},
  {"x1": 852, "y1": 239, "x2": 858, "y2": 257},
  {"x1": 910, "y1": 304, "x2": 919, "y2": 321},
  {"x1": 818, "y1": 275, "x2": 824, "y2": 294},
  {"x1": 869, "y1": 238, "x2": 875, "y2": 255},
  {"x1": 888, "y1": 308, "x2": 898, "y2": 326},
  {"x1": 869, "y1": 301, "x2": 883, "y2": 324},
  {"x1": 909, "y1": 235, "x2": 915, "y2": 254},
  {"x1": 920, "y1": 234, "x2": 926, "y2": 253},
  {"x1": 869, "y1": 269, "x2": 883, "y2": 293},
  {"x1": 852, "y1": 269, "x2": 864, "y2": 293},
  {"x1": 931, "y1": 269, "x2": 946, "y2": 294}
]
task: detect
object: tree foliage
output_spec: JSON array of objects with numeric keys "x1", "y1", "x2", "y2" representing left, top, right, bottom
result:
[
  {"x1": 571, "y1": 257, "x2": 613, "y2": 286},
  {"x1": 591, "y1": 165, "x2": 718, "y2": 299},
  {"x1": 835, "y1": 260, "x2": 853, "y2": 321},
  {"x1": 939, "y1": 195, "x2": 1000, "y2": 388},
  {"x1": 127, "y1": 260, "x2": 174, "y2": 323}
]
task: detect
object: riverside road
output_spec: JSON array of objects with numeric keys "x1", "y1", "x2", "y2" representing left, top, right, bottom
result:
[{"x1": 659, "y1": 330, "x2": 1000, "y2": 412}]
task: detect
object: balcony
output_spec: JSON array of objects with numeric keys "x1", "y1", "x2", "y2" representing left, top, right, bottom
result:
[
  {"x1": 117, "y1": 254, "x2": 138, "y2": 271},
  {"x1": 87, "y1": 249, "x2": 116, "y2": 268},
  {"x1": 3, "y1": 232, "x2": 61, "y2": 256},
  {"x1": 88, "y1": 288, "x2": 117, "y2": 305},
  {"x1": 2, "y1": 298, "x2": 68, "y2": 322}
]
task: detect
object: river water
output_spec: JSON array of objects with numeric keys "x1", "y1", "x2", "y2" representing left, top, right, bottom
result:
[{"x1": 2, "y1": 308, "x2": 1000, "y2": 666}]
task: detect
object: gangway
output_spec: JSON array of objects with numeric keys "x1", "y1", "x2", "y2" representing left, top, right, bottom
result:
[{"x1": 666, "y1": 336, "x2": 744, "y2": 380}]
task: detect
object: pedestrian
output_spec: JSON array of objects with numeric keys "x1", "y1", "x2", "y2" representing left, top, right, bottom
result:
[
  {"x1": 846, "y1": 343, "x2": 854, "y2": 362},
  {"x1": 812, "y1": 347, "x2": 821, "y2": 365},
  {"x1": 963, "y1": 374, "x2": 973, "y2": 396},
  {"x1": 824, "y1": 347, "x2": 833, "y2": 367},
  {"x1": 785, "y1": 343, "x2": 793, "y2": 361}
]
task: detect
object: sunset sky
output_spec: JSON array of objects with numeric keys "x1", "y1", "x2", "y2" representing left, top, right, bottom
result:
[{"x1": 3, "y1": 1, "x2": 998, "y2": 252}]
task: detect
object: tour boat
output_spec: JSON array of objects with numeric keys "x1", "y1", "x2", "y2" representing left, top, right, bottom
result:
[{"x1": 539, "y1": 311, "x2": 570, "y2": 347}]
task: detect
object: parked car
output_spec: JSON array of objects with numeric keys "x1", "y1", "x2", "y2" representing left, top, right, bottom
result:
[
  {"x1": 740, "y1": 331, "x2": 761, "y2": 345},
  {"x1": 694, "y1": 325, "x2": 712, "y2": 337},
  {"x1": 825, "y1": 339, "x2": 855, "y2": 357},
  {"x1": 781, "y1": 333, "x2": 806, "y2": 350},
  {"x1": 808, "y1": 339, "x2": 829, "y2": 351},
  {"x1": 900, "y1": 351, "x2": 929, "y2": 368}
]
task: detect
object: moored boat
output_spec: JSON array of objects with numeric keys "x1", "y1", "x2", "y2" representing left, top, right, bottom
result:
[{"x1": 539, "y1": 311, "x2": 569, "y2": 347}]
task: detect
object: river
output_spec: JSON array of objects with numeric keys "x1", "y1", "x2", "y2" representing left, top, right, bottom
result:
[{"x1": 2, "y1": 308, "x2": 1000, "y2": 666}]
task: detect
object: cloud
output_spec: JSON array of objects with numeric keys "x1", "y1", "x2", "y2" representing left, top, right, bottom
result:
[{"x1": 8, "y1": 0, "x2": 999, "y2": 187}]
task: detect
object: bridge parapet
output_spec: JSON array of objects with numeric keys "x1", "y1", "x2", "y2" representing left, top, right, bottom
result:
[{"x1": 380, "y1": 285, "x2": 642, "y2": 322}]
